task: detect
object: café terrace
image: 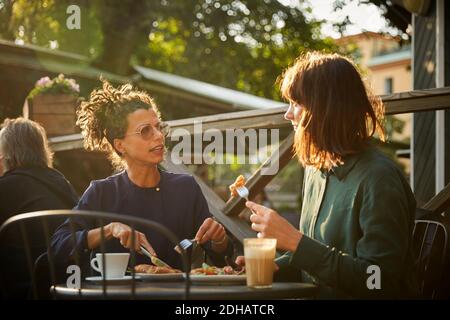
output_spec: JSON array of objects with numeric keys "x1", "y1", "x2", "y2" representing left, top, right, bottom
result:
[{"x1": 0, "y1": 0, "x2": 449, "y2": 301}]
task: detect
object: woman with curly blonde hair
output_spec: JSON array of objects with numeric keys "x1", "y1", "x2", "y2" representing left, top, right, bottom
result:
[
  {"x1": 51, "y1": 80, "x2": 232, "y2": 271},
  {"x1": 236, "y1": 52, "x2": 418, "y2": 299}
]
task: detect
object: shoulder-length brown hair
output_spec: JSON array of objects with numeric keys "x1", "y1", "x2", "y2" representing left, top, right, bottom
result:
[
  {"x1": 0, "y1": 117, "x2": 53, "y2": 172},
  {"x1": 279, "y1": 51, "x2": 385, "y2": 170}
]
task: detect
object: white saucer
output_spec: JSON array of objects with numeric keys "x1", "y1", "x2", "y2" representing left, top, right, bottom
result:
[{"x1": 85, "y1": 275, "x2": 141, "y2": 284}]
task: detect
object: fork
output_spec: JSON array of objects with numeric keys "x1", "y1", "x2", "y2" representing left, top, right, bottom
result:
[
  {"x1": 174, "y1": 238, "x2": 197, "y2": 253},
  {"x1": 235, "y1": 185, "x2": 257, "y2": 214},
  {"x1": 235, "y1": 185, "x2": 250, "y2": 201}
]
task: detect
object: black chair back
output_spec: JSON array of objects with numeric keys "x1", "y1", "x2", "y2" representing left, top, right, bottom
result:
[
  {"x1": 412, "y1": 218, "x2": 450, "y2": 299},
  {"x1": 0, "y1": 210, "x2": 191, "y2": 299}
]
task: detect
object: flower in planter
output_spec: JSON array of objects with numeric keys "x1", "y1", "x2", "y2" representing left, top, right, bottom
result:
[
  {"x1": 27, "y1": 74, "x2": 80, "y2": 100},
  {"x1": 36, "y1": 76, "x2": 51, "y2": 87}
]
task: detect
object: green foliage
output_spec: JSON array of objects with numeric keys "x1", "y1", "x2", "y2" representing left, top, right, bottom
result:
[
  {"x1": 330, "y1": 0, "x2": 410, "y2": 39},
  {"x1": 0, "y1": 0, "x2": 14, "y2": 39},
  {"x1": 5, "y1": 0, "x2": 103, "y2": 57},
  {"x1": 134, "y1": 0, "x2": 341, "y2": 100},
  {"x1": 1, "y1": 0, "x2": 343, "y2": 99},
  {"x1": 385, "y1": 115, "x2": 407, "y2": 142}
]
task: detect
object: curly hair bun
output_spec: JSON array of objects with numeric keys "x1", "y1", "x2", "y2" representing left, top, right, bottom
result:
[{"x1": 76, "y1": 79, "x2": 160, "y2": 170}]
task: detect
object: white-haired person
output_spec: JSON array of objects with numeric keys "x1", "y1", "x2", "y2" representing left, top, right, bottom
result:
[{"x1": 0, "y1": 117, "x2": 78, "y2": 298}]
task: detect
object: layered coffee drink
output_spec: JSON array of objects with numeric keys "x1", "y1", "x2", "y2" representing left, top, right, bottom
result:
[{"x1": 244, "y1": 238, "x2": 277, "y2": 288}]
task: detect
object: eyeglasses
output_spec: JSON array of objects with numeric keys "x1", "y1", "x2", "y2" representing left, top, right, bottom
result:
[{"x1": 125, "y1": 122, "x2": 170, "y2": 140}]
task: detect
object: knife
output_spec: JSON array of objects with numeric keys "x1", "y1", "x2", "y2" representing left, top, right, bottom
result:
[{"x1": 140, "y1": 245, "x2": 172, "y2": 269}]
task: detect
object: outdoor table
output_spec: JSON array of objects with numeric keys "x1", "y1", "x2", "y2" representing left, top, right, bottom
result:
[{"x1": 52, "y1": 281, "x2": 317, "y2": 300}]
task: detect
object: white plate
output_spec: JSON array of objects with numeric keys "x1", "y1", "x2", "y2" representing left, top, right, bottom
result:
[
  {"x1": 134, "y1": 272, "x2": 184, "y2": 281},
  {"x1": 85, "y1": 275, "x2": 141, "y2": 284},
  {"x1": 185, "y1": 274, "x2": 246, "y2": 284}
]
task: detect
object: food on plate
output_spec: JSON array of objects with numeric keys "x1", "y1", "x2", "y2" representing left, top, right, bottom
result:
[
  {"x1": 134, "y1": 264, "x2": 182, "y2": 274},
  {"x1": 134, "y1": 263, "x2": 245, "y2": 276},
  {"x1": 229, "y1": 175, "x2": 246, "y2": 197},
  {"x1": 190, "y1": 263, "x2": 245, "y2": 275}
]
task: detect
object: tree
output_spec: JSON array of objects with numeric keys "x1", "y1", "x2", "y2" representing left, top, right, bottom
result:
[
  {"x1": 0, "y1": 0, "x2": 341, "y2": 100},
  {"x1": 331, "y1": 0, "x2": 411, "y2": 40},
  {"x1": 0, "y1": 0, "x2": 14, "y2": 40},
  {"x1": 134, "y1": 1, "x2": 340, "y2": 100},
  {"x1": 4, "y1": 0, "x2": 103, "y2": 57}
]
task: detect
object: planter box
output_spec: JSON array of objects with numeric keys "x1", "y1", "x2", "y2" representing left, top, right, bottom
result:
[{"x1": 23, "y1": 94, "x2": 80, "y2": 137}]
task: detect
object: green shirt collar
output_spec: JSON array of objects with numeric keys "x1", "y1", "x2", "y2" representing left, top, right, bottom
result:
[
  {"x1": 330, "y1": 139, "x2": 380, "y2": 180},
  {"x1": 330, "y1": 153, "x2": 361, "y2": 180},
  {"x1": 329, "y1": 139, "x2": 378, "y2": 180}
]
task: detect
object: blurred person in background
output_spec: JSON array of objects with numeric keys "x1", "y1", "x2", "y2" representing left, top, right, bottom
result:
[{"x1": 0, "y1": 117, "x2": 78, "y2": 299}]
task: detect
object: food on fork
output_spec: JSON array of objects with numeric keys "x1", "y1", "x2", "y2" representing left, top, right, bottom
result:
[
  {"x1": 134, "y1": 264, "x2": 182, "y2": 274},
  {"x1": 229, "y1": 175, "x2": 246, "y2": 197}
]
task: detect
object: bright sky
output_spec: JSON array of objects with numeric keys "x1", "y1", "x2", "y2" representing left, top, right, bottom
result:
[{"x1": 279, "y1": 0, "x2": 400, "y2": 39}]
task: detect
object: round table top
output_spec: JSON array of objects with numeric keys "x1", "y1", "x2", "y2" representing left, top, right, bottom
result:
[{"x1": 52, "y1": 281, "x2": 317, "y2": 300}]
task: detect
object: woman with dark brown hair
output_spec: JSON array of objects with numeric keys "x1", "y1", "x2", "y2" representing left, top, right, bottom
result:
[
  {"x1": 237, "y1": 52, "x2": 418, "y2": 299},
  {"x1": 51, "y1": 80, "x2": 232, "y2": 272}
]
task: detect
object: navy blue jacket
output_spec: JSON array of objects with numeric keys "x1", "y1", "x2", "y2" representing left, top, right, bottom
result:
[{"x1": 51, "y1": 170, "x2": 232, "y2": 271}]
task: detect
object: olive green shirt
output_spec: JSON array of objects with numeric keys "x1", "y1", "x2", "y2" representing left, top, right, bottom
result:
[{"x1": 276, "y1": 143, "x2": 419, "y2": 299}]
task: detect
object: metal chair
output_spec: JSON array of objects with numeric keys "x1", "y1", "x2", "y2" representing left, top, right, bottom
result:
[
  {"x1": 0, "y1": 209, "x2": 191, "y2": 299},
  {"x1": 412, "y1": 218, "x2": 449, "y2": 299}
]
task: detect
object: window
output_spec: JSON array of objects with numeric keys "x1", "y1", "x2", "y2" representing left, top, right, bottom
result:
[{"x1": 384, "y1": 77, "x2": 393, "y2": 94}]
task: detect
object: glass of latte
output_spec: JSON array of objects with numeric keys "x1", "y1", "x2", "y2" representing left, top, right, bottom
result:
[{"x1": 243, "y1": 238, "x2": 277, "y2": 288}]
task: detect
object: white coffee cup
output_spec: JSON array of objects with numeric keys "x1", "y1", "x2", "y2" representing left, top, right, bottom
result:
[{"x1": 90, "y1": 253, "x2": 130, "y2": 279}]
